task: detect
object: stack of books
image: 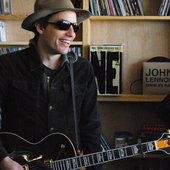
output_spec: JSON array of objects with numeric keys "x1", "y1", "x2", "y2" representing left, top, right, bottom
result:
[{"x1": 89, "y1": 0, "x2": 144, "y2": 16}]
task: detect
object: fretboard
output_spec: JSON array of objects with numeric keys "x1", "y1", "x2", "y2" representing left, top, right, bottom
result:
[{"x1": 50, "y1": 140, "x2": 157, "y2": 170}]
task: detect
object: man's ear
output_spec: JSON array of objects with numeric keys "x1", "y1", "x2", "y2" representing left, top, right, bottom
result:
[{"x1": 35, "y1": 22, "x2": 45, "y2": 34}]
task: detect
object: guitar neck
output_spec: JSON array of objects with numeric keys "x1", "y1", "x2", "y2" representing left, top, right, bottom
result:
[{"x1": 51, "y1": 140, "x2": 157, "y2": 169}]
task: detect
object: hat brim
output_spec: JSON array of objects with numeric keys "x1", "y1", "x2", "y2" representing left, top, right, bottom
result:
[{"x1": 22, "y1": 8, "x2": 91, "y2": 31}]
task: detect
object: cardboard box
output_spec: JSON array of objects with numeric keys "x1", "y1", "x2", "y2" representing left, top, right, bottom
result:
[{"x1": 143, "y1": 62, "x2": 170, "y2": 94}]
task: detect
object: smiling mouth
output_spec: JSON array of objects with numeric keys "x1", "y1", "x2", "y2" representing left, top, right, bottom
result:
[{"x1": 60, "y1": 39, "x2": 71, "y2": 46}]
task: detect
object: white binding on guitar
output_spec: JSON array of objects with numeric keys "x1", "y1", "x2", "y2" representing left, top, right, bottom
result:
[{"x1": 0, "y1": 132, "x2": 170, "y2": 170}]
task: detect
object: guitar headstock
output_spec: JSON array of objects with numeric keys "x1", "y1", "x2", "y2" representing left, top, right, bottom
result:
[{"x1": 155, "y1": 132, "x2": 170, "y2": 154}]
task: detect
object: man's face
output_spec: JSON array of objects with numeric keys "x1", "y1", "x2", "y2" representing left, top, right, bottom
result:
[{"x1": 37, "y1": 11, "x2": 77, "y2": 55}]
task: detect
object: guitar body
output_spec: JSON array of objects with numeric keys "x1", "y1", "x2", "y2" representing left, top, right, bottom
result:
[{"x1": 0, "y1": 132, "x2": 77, "y2": 169}]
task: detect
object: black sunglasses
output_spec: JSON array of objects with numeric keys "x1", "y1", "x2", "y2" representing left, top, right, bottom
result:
[{"x1": 46, "y1": 20, "x2": 79, "y2": 33}]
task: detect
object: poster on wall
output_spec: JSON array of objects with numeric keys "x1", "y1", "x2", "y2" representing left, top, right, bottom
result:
[
  {"x1": 89, "y1": 44, "x2": 123, "y2": 95},
  {"x1": 143, "y1": 62, "x2": 170, "y2": 94}
]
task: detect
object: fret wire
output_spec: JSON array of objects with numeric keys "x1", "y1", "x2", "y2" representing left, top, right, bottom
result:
[
  {"x1": 76, "y1": 156, "x2": 82, "y2": 168},
  {"x1": 131, "y1": 145, "x2": 135, "y2": 155},
  {"x1": 83, "y1": 155, "x2": 89, "y2": 166},
  {"x1": 69, "y1": 158, "x2": 74, "y2": 169},
  {"x1": 123, "y1": 147, "x2": 127, "y2": 157},
  {"x1": 56, "y1": 161, "x2": 60, "y2": 170},
  {"x1": 145, "y1": 141, "x2": 156, "y2": 153},
  {"x1": 124, "y1": 147, "x2": 128, "y2": 156},
  {"x1": 147, "y1": 142, "x2": 151, "y2": 152},
  {"x1": 96, "y1": 152, "x2": 104, "y2": 163},
  {"x1": 118, "y1": 148, "x2": 125, "y2": 158},
  {"x1": 141, "y1": 143, "x2": 148, "y2": 153},
  {"x1": 85, "y1": 155, "x2": 90, "y2": 166},
  {"x1": 112, "y1": 150, "x2": 115, "y2": 160},
  {"x1": 65, "y1": 159, "x2": 71, "y2": 170},
  {"x1": 132, "y1": 144, "x2": 140, "y2": 155},
  {"x1": 146, "y1": 142, "x2": 149, "y2": 153},
  {"x1": 93, "y1": 153, "x2": 98, "y2": 164},
  {"x1": 83, "y1": 156, "x2": 86, "y2": 166},
  {"x1": 102, "y1": 151, "x2": 108, "y2": 162},
  {"x1": 107, "y1": 150, "x2": 114, "y2": 161},
  {"x1": 72, "y1": 157, "x2": 78, "y2": 169},
  {"x1": 125, "y1": 146, "x2": 134, "y2": 156},
  {"x1": 59, "y1": 160, "x2": 62, "y2": 169},
  {"x1": 113, "y1": 149, "x2": 120, "y2": 159},
  {"x1": 88, "y1": 154, "x2": 94, "y2": 165},
  {"x1": 91, "y1": 153, "x2": 95, "y2": 164},
  {"x1": 101, "y1": 152, "x2": 105, "y2": 162},
  {"x1": 51, "y1": 161, "x2": 55, "y2": 169},
  {"x1": 79, "y1": 156, "x2": 85, "y2": 167},
  {"x1": 61, "y1": 160, "x2": 66, "y2": 170},
  {"x1": 53, "y1": 161, "x2": 59, "y2": 170}
]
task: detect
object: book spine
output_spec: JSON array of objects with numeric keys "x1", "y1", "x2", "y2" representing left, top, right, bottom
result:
[
  {"x1": 100, "y1": 0, "x2": 107, "y2": 15},
  {"x1": 164, "y1": 0, "x2": 170, "y2": 16},
  {"x1": 89, "y1": 0, "x2": 95, "y2": 15},
  {"x1": 158, "y1": 0, "x2": 167, "y2": 16},
  {"x1": 113, "y1": 0, "x2": 122, "y2": 15},
  {"x1": 162, "y1": 0, "x2": 169, "y2": 15},
  {"x1": 110, "y1": 0, "x2": 117, "y2": 15},
  {"x1": 131, "y1": 0, "x2": 140, "y2": 15},
  {"x1": 117, "y1": 0, "x2": 127, "y2": 16},
  {"x1": 96, "y1": 0, "x2": 101, "y2": 16},
  {"x1": 0, "y1": 21, "x2": 6, "y2": 42},
  {"x1": 136, "y1": 0, "x2": 144, "y2": 15},
  {"x1": 104, "y1": 0, "x2": 111, "y2": 15},
  {"x1": 126, "y1": 0, "x2": 134, "y2": 15}
]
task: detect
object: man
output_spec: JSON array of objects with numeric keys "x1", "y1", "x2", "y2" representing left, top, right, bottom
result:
[{"x1": 0, "y1": 0, "x2": 102, "y2": 169}]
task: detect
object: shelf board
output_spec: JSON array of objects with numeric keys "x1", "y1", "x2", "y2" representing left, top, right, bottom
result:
[
  {"x1": 0, "y1": 41, "x2": 82, "y2": 46},
  {"x1": 2, "y1": 15, "x2": 170, "y2": 21},
  {"x1": 90, "y1": 16, "x2": 170, "y2": 21},
  {"x1": 97, "y1": 94, "x2": 166, "y2": 102},
  {"x1": 0, "y1": 14, "x2": 26, "y2": 20},
  {"x1": 0, "y1": 41, "x2": 28, "y2": 46}
]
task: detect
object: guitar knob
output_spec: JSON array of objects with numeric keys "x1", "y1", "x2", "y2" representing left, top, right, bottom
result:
[{"x1": 61, "y1": 144, "x2": 65, "y2": 149}]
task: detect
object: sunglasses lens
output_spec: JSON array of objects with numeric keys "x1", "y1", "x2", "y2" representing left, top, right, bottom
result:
[
  {"x1": 56, "y1": 20, "x2": 79, "y2": 32},
  {"x1": 57, "y1": 21, "x2": 70, "y2": 30},
  {"x1": 72, "y1": 24, "x2": 79, "y2": 32}
]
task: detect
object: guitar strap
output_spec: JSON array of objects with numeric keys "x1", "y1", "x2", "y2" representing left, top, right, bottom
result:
[{"x1": 68, "y1": 52, "x2": 80, "y2": 153}]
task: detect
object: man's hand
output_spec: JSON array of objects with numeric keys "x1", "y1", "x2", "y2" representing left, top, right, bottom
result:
[{"x1": 0, "y1": 156, "x2": 24, "y2": 170}]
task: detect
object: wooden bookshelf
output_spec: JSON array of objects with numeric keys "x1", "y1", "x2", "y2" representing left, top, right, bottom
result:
[
  {"x1": 0, "y1": 1, "x2": 170, "y2": 169},
  {"x1": 90, "y1": 15, "x2": 170, "y2": 21},
  {"x1": 97, "y1": 94, "x2": 166, "y2": 102},
  {"x1": 85, "y1": 0, "x2": 170, "y2": 170}
]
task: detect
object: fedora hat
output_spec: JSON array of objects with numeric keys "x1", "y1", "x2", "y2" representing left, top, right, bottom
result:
[{"x1": 22, "y1": 0, "x2": 91, "y2": 31}]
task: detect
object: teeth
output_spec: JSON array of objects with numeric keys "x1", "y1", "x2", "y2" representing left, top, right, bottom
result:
[{"x1": 61, "y1": 39, "x2": 70, "y2": 44}]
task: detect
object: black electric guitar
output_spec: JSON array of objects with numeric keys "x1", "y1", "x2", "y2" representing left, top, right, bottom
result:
[{"x1": 0, "y1": 132, "x2": 170, "y2": 170}]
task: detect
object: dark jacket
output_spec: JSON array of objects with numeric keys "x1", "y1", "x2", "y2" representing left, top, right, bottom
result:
[{"x1": 0, "y1": 46, "x2": 102, "y2": 169}]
